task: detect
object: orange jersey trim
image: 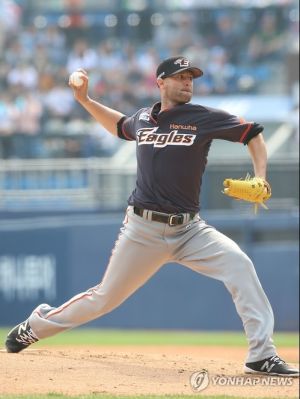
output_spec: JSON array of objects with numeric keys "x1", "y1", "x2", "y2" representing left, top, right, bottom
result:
[{"x1": 239, "y1": 119, "x2": 252, "y2": 143}]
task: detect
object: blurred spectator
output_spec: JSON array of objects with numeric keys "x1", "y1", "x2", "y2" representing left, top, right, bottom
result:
[
  {"x1": 0, "y1": 3, "x2": 297, "y2": 159},
  {"x1": 87, "y1": 120, "x2": 120, "y2": 157},
  {"x1": 0, "y1": 92, "x2": 16, "y2": 136},
  {"x1": 0, "y1": 0, "x2": 22, "y2": 33},
  {"x1": 246, "y1": 11, "x2": 286, "y2": 64},
  {"x1": 205, "y1": 46, "x2": 237, "y2": 94},
  {"x1": 18, "y1": 26, "x2": 38, "y2": 57},
  {"x1": 136, "y1": 47, "x2": 160, "y2": 79},
  {"x1": 96, "y1": 40, "x2": 123, "y2": 71},
  {"x1": 0, "y1": 92, "x2": 18, "y2": 158},
  {"x1": 37, "y1": 25, "x2": 67, "y2": 66},
  {"x1": 42, "y1": 78, "x2": 75, "y2": 123},
  {"x1": 14, "y1": 90, "x2": 43, "y2": 135},
  {"x1": 209, "y1": 11, "x2": 244, "y2": 63},
  {"x1": 7, "y1": 61, "x2": 38, "y2": 89},
  {"x1": 67, "y1": 38, "x2": 98, "y2": 73},
  {"x1": 4, "y1": 38, "x2": 24, "y2": 68},
  {"x1": 153, "y1": 12, "x2": 199, "y2": 55}
]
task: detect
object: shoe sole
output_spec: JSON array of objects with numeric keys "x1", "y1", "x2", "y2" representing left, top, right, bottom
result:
[
  {"x1": 5, "y1": 341, "x2": 24, "y2": 353},
  {"x1": 244, "y1": 366, "x2": 299, "y2": 377}
]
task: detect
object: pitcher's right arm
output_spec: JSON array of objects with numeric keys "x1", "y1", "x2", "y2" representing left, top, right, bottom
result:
[{"x1": 69, "y1": 69, "x2": 125, "y2": 137}]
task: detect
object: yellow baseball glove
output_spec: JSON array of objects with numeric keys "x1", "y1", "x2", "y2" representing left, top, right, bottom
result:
[{"x1": 223, "y1": 175, "x2": 272, "y2": 213}]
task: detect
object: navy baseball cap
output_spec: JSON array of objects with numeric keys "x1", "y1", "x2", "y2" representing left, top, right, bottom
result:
[{"x1": 156, "y1": 56, "x2": 203, "y2": 79}]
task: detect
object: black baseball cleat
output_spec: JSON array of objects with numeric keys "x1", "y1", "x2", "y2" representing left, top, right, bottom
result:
[
  {"x1": 244, "y1": 355, "x2": 299, "y2": 377},
  {"x1": 5, "y1": 320, "x2": 39, "y2": 353}
]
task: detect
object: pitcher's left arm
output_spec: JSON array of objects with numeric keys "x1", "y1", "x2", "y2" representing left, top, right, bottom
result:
[{"x1": 247, "y1": 133, "x2": 268, "y2": 179}]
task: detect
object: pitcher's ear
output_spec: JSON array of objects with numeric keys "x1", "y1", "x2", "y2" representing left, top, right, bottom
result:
[{"x1": 157, "y1": 77, "x2": 164, "y2": 88}]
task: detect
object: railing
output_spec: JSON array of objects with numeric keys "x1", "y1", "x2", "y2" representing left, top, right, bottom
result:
[
  {"x1": 0, "y1": 159, "x2": 136, "y2": 210},
  {"x1": 0, "y1": 158, "x2": 298, "y2": 211}
]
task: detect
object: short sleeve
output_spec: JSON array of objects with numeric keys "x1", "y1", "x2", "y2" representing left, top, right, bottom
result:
[
  {"x1": 117, "y1": 114, "x2": 137, "y2": 141},
  {"x1": 205, "y1": 108, "x2": 264, "y2": 144}
]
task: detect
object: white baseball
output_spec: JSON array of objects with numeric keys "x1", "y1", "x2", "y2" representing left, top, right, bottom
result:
[{"x1": 70, "y1": 71, "x2": 85, "y2": 87}]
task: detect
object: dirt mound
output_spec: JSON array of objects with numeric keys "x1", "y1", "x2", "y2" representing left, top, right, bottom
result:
[{"x1": 0, "y1": 346, "x2": 298, "y2": 397}]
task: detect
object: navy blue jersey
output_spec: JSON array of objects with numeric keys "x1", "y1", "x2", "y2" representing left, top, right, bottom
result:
[{"x1": 117, "y1": 102, "x2": 263, "y2": 213}]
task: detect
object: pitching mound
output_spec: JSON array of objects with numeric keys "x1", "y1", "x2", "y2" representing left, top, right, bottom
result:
[{"x1": 0, "y1": 345, "x2": 298, "y2": 397}]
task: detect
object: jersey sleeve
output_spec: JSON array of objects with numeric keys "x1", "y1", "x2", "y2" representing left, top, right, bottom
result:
[
  {"x1": 206, "y1": 108, "x2": 264, "y2": 145},
  {"x1": 117, "y1": 113, "x2": 138, "y2": 141}
]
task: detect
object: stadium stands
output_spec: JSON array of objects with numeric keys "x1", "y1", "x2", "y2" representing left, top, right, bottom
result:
[{"x1": 0, "y1": 0, "x2": 298, "y2": 159}]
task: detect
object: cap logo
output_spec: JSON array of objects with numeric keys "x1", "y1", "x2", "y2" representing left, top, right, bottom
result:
[{"x1": 174, "y1": 58, "x2": 190, "y2": 67}]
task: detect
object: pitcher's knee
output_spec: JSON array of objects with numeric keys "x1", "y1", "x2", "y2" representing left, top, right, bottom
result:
[
  {"x1": 91, "y1": 286, "x2": 125, "y2": 317},
  {"x1": 226, "y1": 248, "x2": 254, "y2": 274}
]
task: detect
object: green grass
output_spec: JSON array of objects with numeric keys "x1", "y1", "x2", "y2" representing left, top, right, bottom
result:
[{"x1": 0, "y1": 328, "x2": 299, "y2": 348}]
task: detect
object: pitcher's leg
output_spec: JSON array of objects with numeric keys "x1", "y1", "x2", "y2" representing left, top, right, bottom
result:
[
  {"x1": 29, "y1": 227, "x2": 168, "y2": 339},
  {"x1": 176, "y1": 222, "x2": 275, "y2": 363}
]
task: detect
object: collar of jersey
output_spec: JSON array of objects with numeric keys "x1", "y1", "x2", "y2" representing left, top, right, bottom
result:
[{"x1": 150, "y1": 102, "x2": 189, "y2": 123}]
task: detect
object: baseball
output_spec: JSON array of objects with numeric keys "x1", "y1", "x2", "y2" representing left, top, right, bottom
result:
[{"x1": 70, "y1": 71, "x2": 85, "y2": 87}]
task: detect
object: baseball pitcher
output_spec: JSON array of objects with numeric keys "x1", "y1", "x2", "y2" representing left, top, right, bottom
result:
[{"x1": 5, "y1": 56, "x2": 299, "y2": 377}]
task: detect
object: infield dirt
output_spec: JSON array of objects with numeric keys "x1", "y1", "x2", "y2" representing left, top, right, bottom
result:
[{"x1": 0, "y1": 345, "x2": 298, "y2": 397}]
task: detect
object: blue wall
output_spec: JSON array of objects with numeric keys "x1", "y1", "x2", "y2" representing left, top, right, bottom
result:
[{"x1": 0, "y1": 211, "x2": 298, "y2": 331}]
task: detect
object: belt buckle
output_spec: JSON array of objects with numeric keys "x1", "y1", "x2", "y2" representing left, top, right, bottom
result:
[{"x1": 168, "y1": 214, "x2": 183, "y2": 226}]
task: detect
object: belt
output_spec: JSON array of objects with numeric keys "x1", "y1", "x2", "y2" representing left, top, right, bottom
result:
[{"x1": 133, "y1": 206, "x2": 195, "y2": 226}]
